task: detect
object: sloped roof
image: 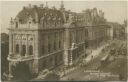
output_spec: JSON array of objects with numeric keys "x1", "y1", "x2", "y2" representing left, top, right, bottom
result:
[{"x1": 16, "y1": 6, "x2": 65, "y2": 24}]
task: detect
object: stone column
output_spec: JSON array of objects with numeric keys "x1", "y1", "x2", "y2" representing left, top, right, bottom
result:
[
  {"x1": 19, "y1": 35, "x2": 22, "y2": 55},
  {"x1": 108, "y1": 28, "x2": 109, "y2": 40},
  {"x1": 83, "y1": 29, "x2": 86, "y2": 52},
  {"x1": 56, "y1": 32, "x2": 59, "y2": 50},
  {"x1": 62, "y1": 32, "x2": 64, "y2": 49},
  {"x1": 64, "y1": 28, "x2": 70, "y2": 65},
  {"x1": 52, "y1": 56, "x2": 55, "y2": 67},
  {"x1": 12, "y1": 34, "x2": 15, "y2": 55},
  {"x1": 35, "y1": 32, "x2": 39, "y2": 58},
  {"x1": 33, "y1": 31, "x2": 39, "y2": 74},
  {"x1": 9, "y1": 31, "x2": 13, "y2": 55},
  {"x1": 106, "y1": 27, "x2": 107, "y2": 41},
  {"x1": 49, "y1": 34, "x2": 52, "y2": 53},
  {"x1": 25, "y1": 35, "x2": 29, "y2": 56},
  {"x1": 109, "y1": 28, "x2": 111, "y2": 40},
  {"x1": 69, "y1": 49, "x2": 73, "y2": 65},
  {"x1": 45, "y1": 34, "x2": 48, "y2": 54},
  {"x1": 8, "y1": 62, "x2": 13, "y2": 80},
  {"x1": 51, "y1": 34, "x2": 54, "y2": 52}
]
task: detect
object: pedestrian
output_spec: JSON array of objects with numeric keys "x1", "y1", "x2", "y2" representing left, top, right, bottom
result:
[{"x1": 91, "y1": 55, "x2": 93, "y2": 59}]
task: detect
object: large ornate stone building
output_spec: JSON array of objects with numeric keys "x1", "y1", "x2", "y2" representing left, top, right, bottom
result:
[{"x1": 7, "y1": 2, "x2": 111, "y2": 79}]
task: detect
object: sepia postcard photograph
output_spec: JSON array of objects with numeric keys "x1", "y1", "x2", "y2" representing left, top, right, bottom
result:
[{"x1": 0, "y1": 0, "x2": 127, "y2": 81}]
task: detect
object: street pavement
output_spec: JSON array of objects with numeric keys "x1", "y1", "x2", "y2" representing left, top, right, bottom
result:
[
  {"x1": 60, "y1": 43, "x2": 109, "y2": 81},
  {"x1": 85, "y1": 43, "x2": 109, "y2": 63}
]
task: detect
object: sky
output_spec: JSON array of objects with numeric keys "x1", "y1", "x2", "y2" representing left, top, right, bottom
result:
[{"x1": 0, "y1": 1, "x2": 127, "y2": 33}]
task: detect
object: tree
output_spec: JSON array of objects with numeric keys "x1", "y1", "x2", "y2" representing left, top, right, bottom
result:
[{"x1": 1, "y1": 33, "x2": 9, "y2": 81}]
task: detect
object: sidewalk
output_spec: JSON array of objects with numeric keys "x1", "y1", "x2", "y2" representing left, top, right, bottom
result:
[{"x1": 84, "y1": 43, "x2": 109, "y2": 64}]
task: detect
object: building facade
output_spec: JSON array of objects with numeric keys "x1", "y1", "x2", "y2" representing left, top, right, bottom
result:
[{"x1": 7, "y1": 2, "x2": 111, "y2": 79}]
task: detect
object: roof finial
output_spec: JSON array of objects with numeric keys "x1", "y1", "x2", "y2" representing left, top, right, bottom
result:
[
  {"x1": 29, "y1": 4, "x2": 31, "y2": 8},
  {"x1": 46, "y1": 2, "x2": 48, "y2": 8},
  {"x1": 60, "y1": 1, "x2": 64, "y2": 9}
]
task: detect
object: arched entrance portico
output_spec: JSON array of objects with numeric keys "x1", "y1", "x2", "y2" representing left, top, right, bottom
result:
[{"x1": 12, "y1": 62, "x2": 31, "y2": 80}]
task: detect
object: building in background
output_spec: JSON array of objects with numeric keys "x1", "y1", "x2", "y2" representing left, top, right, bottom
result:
[
  {"x1": 7, "y1": 2, "x2": 111, "y2": 79},
  {"x1": 108, "y1": 22, "x2": 127, "y2": 40}
]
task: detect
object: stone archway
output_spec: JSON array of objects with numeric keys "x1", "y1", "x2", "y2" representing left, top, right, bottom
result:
[{"x1": 12, "y1": 62, "x2": 31, "y2": 80}]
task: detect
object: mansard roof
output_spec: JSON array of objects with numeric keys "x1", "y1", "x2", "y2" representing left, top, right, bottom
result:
[{"x1": 16, "y1": 5, "x2": 65, "y2": 24}]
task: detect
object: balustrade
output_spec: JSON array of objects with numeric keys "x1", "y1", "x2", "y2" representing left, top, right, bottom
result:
[{"x1": 7, "y1": 54, "x2": 34, "y2": 61}]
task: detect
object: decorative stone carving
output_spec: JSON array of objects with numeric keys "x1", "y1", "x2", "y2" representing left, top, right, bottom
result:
[
  {"x1": 40, "y1": 17, "x2": 45, "y2": 25},
  {"x1": 71, "y1": 43, "x2": 76, "y2": 49},
  {"x1": 68, "y1": 14, "x2": 73, "y2": 23},
  {"x1": 10, "y1": 17, "x2": 14, "y2": 25},
  {"x1": 28, "y1": 15, "x2": 33, "y2": 23},
  {"x1": 40, "y1": 4, "x2": 44, "y2": 8}
]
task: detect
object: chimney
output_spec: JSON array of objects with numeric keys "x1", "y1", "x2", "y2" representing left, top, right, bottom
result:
[
  {"x1": 29, "y1": 4, "x2": 31, "y2": 8},
  {"x1": 40, "y1": 4, "x2": 44, "y2": 8},
  {"x1": 52, "y1": 6, "x2": 56, "y2": 10},
  {"x1": 60, "y1": 1, "x2": 65, "y2": 10},
  {"x1": 33, "y1": 5, "x2": 37, "y2": 9},
  {"x1": 45, "y1": 2, "x2": 48, "y2": 8}
]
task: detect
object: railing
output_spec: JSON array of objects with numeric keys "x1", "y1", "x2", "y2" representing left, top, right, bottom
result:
[{"x1": 7, "y1": 54, "x2": 34, "y2": 62}]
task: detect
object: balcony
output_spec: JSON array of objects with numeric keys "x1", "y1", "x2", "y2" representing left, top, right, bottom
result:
[{"x1": 7, "y1": 54, "x2": 34, "y2": 62}]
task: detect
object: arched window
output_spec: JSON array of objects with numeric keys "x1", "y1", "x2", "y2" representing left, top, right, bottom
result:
[
  {"x1": 22, "y1": 45, "x2": 26, "y2": 56},
  {"x1": 29, "y1": 45, "x2": 33, "y2": 55},
  {"x1": 16, "y1": 44, "x2": 19, "y2": 54}
]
